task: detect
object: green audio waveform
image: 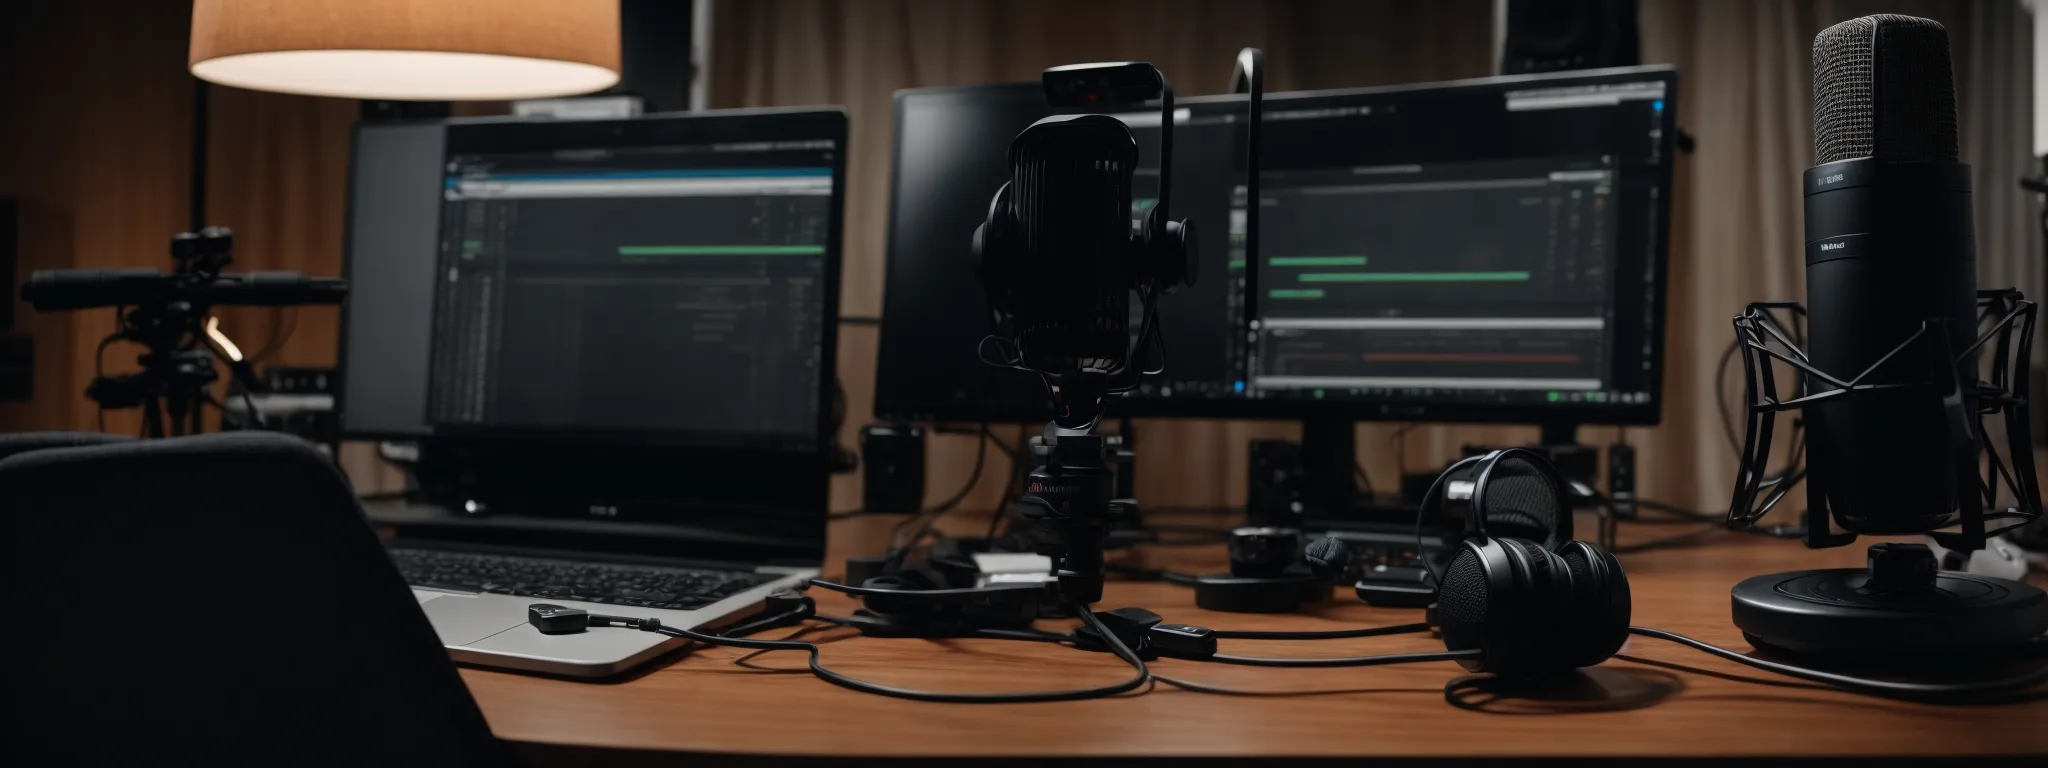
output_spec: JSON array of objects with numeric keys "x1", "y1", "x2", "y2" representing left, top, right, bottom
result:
[
  {"x1": 1297, "y1": 271, "x2": 1530, "y2": 283},
  {"x1": 617, "y1": 244, "x2": 826, "y2": 256},
  {"x1": 1270, "y1": 256, "x2": 1368, "y2": 267},
  {"x1": 1267, "y1": 289, "x2": 1325, "y2": 299}
]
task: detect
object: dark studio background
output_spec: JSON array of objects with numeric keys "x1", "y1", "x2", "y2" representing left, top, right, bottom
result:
[{"x1": 0, "y1": 0, "x2": 2036, "y2": 519}]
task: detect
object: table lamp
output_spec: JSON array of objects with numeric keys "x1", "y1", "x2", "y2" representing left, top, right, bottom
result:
[{"x1": 188, "y1": 0, "x2": 621, "y2": 100}]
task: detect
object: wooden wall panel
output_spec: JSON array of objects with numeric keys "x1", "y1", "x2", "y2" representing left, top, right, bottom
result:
[{"x1": 0, "y1": 0, "x2": 198, "y2": 433}]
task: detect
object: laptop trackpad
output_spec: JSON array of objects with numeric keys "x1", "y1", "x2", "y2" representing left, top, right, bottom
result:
[{"x1": 417, "y1": 593, "x2": 523, "y2": 646}]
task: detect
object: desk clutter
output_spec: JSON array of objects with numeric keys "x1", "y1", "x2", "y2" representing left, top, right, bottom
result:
[{"x1": 10, "y1": 4, "x2": 2048, "y2": 760}]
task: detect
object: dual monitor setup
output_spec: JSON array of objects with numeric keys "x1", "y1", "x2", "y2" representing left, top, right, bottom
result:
[
  {"x1": 881, "y1": 69, "x2": 1674, "y2": 517},
  {"x1": 339, "y1": 64, "x2": 1679, "y2": 526}
]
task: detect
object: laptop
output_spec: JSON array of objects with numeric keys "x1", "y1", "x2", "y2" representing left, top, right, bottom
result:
[{"x1": 338, "y1": 107, "x2": 847, "y2": 677}]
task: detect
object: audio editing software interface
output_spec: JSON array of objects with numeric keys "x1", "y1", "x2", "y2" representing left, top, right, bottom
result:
[
  {"x1": 1250, "y1": 155, "x2": 1618, "y2": 397},
  {"x1": 427, "y1": 141, "x2": 834, "y2": 450},
  {"x1": 1122, "y1": 76, "x2": 1670, "y2": 411}
]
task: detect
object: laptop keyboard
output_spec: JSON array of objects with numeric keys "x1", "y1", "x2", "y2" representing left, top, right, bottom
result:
[{"x1": 389, "y1": 548, "x2": 780, "y2": 611}]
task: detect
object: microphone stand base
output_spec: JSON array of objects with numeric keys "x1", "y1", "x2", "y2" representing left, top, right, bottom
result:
[{"x1": 1731, "y1": 557, "x2": 2048, "y2": 661}]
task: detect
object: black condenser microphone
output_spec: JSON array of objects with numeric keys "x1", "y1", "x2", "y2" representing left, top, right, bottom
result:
[
  {"x1": 1004, "y1": 114, "x2": 1141, "y2": 387},
  {"x1": 1803, "y1": 15, "x2": 1977, "y2": 534},
  {"x1": 977, "y1": 61, "x2": 1193, "y2": 430}
]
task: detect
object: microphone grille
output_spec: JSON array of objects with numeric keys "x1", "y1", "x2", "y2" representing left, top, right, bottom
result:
[
  {"x1": 1008, "y1": 116, "x2": 1137, "y2": 374},
  {"x1": 1812, "y1": 14, "x2": 1959, "y2": 165}
]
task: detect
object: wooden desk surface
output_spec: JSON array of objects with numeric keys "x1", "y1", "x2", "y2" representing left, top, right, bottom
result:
[{"x1": 458, "y1": 514, "x2": 2048, "y2": 758}]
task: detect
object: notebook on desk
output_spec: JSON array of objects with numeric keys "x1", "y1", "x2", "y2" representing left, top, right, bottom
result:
[{"x1": 340, "y1": 106, "x2": 847, "y2": 677}]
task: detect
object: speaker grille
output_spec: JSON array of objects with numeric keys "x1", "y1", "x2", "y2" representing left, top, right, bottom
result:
[
  {"x1": 1008, "y1": 117, "x2": 1136, "y2": 373},
  {"x1": 1437, "y1": 552, "x2": 1489, "y2": 650},
  {"x1": 1481, "y1": 457, "x2": 1566, "y2": 549},
  {"x1": 1812, "y1": 14, "x2": 1958, "y2": 164}
]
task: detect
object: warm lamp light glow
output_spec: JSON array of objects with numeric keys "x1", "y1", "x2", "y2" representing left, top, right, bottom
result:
[
  {"x1": 192, "y1": 50, "x2": 619, "y2": 101},
  {"x1": 189, "y1": 0, "x2": 621, "y2": 100}
]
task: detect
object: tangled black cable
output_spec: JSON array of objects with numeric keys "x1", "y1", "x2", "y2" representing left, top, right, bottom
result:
[
  {"x1": 614, "y1": 601, "x2": 1149, "y2": 704},
  {"x1": 1210, "y1": 622, "x2": 1431, "y2": 641},
  {"x1": 1203, "y1": 649, "x2": 1479, "y2": 668},
  {"x1": 616, "y1": 602, "x2": 2048, "y2": 704},
  {"x1": 983, "y1": 423, "x2": 1031, "y2": 541},
  {"x1": 1580, "y1": 482, "x2": 1803, "y2": 554},
  {"x1": 886, "y1": 425, "x2": 999, "y2": 568}
]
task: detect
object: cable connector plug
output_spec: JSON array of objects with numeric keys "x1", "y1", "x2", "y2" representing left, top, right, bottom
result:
[
  {"x1": 1147, "y1": 623, "x2": 1217, "y2": 659},
  {"x1": 1070, "y1": 606, "x2": 1163, "y2": 659}
]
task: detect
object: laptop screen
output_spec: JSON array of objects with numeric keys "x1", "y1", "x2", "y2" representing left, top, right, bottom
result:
[{"x1": 341, "y1": 109, "x2": 846, "y2": 565}]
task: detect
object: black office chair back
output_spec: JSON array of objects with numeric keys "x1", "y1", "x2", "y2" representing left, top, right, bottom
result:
[
  {"x1": 1, "y1": 432, "x2": 502, "y2": 764},
  {"x1": 0, "y1": 430, "x2": 131, "y2": 459}
]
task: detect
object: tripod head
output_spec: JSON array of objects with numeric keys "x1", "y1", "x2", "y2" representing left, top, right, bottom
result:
[
  {"x1": 22, "y1": 226, "x2": 347, "y2": 436},
  {"x1": 98, "y1": 228, "x2": 241, "y2": 436},
  {"x1": 172, "y1": 226, "x2": 236, "y2": 279}
]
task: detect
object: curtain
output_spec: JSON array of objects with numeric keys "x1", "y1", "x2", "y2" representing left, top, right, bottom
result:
[
  {"x1": 0, "y1": 0, "x2": 198, "y2": 435},
  {"x1": 712, "y1": 0, "x2": 2038, "y2": 517}
]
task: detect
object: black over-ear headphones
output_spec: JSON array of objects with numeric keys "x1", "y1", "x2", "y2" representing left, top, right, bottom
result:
[{"x1": 1421, "y1": 448, "x2": 1632, "y2": 678}]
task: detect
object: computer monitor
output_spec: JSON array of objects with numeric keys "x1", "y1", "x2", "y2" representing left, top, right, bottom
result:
[
  {"x1": 875, "y1": 67, "x2": 1675, "y2": 510},
  {"x1": 339, "y1": 108, "x2": 847, "y2": 554},
  {"x1": 1238, "y1": 67, "x2": 1674, "y2": 429},
  {"x1": 874, "y1": 84, "x2": 1250, "y2": 422}
]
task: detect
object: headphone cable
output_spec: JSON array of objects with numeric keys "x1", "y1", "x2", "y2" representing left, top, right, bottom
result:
[
  {"x1": 1198, "y1": 649, "x2": 1480, "y2": 668},
  {"x1": 1627, "y1": 627, "x2": 2048, "y2": 701},
  {"x1": 1209, "y1": 622, "x2": 1431, "y2": 641}
]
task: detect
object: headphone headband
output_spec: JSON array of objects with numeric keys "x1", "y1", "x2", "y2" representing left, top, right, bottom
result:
[
  {"x1": 1467, "y1": 447, "x2": 1554, "y2": 540},
  {"x1": 1415, "y1": 448, "x2": 1574, "y2": 583}
]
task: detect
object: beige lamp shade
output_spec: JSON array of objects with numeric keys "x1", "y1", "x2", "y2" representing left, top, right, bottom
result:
[{"x1": 189, "y1": 0, "x2": 621, "y2": 100}]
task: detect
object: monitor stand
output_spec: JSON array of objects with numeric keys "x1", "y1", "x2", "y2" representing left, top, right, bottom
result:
[{"x1": 1300, "y1": 419, "x2": 1363, "y2": 519}]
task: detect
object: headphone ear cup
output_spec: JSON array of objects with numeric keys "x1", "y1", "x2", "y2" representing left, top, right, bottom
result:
[
  {"x1": 1433, "y1": 544, "x2": 1492, "y2": 663},
  {"x1": 1434, "y1": 539, "x2": 1531, "y2": 674},
  {"x1": 1504, "y1": 538, "x2": 1574, "y2": 677},
  {"x1": 1557, "y1": 540, "x2": 1632, "y2": 669}
]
